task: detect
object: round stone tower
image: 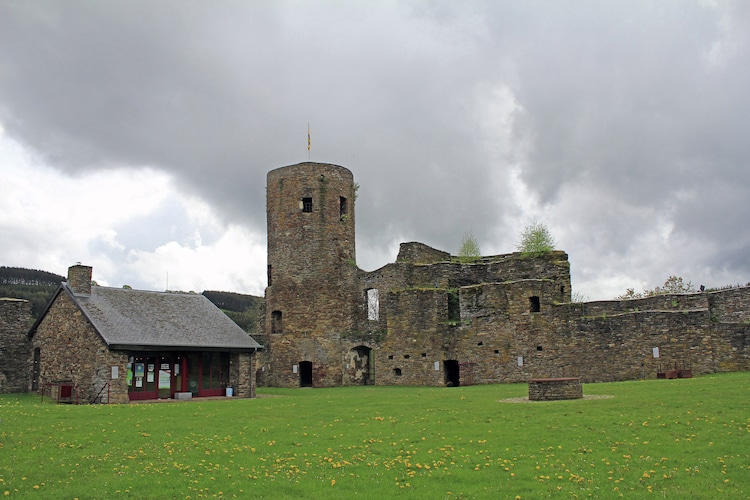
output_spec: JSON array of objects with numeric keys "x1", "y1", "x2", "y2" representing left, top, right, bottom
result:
[{"x1": 264, "y1": 162, "x2": 359, "y2": 387}]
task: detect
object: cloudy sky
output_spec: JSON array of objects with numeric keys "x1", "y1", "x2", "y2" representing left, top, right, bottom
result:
[{"x1": 1, "y1": 1, "x2": 749, "y2": 300}]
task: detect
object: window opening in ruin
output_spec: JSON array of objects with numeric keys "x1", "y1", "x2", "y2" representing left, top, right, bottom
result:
[
  {"x1": 477, "y1": 341, "x2": 483, "y2": 346},
  {"x1": 494, "y1": 349, "x2": 500, "y2": 354},
  {"x1": 388, "y1": 355, "x2": 394, "y2": 360},
  {"x1": 537, "y1": 345, "x2": 543, "y2": 351},
  {"x1": 366, "y1": 288, "x2": 379, "y2": 321},
  {"x1": 339, "y1": 197, "x2": 348, "y2": 220},
  {"x1": 404, "y1": 354, "x2": 410, "y2": 359},
  {"x1": 529, "y1": 296, "x2": 541, "y2": 313},
  {"x1": 299, "y1": 361, "x2": 313, "y2": 387},
  {"x1": 271, "y1": 310, "x2": 283, "y2": 333},
  {"x1": 302, "y1": 197, "x2": 313, "y2": 213},
  {"x1": 32, "y1": 347, "x2": 41, "y2": 391},
  {"x1": 393, "y1": 368, "x2": 402, "y2": 376},
  {"x1": 267, "y1": 265, "x2": 272, "y2": 286},
  {"x1": 421, "y1": 353, "x2": 427, "y2": 358},
  {"x1": 443, "y1": 360, "x2": 460, "y2": 387}
]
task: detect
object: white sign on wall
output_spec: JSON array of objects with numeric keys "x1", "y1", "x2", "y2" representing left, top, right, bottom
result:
[
  {"x1": 111, "y1": 366, "x2": 118, "y2": 379},
  {"x1": 434, "y1": 361, "x2": 440, "y2": 371},
  {"x1": 652, "y1": 347, "x2": 660, "y2": 359},
  {"x1": 293, "y1": 364, "x2": 298, "y2": 374},
  {"x1": 517, "y1": 356, "x2": 524, "y2": 367}
]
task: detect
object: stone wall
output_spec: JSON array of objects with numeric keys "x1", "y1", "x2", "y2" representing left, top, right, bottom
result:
[
  {"x1": 231, "y1": 352, "x2": 256, "y2": 398},
  {"x1": 375, "y1": 288, "x2": 451, "y2": 386},
  {"x1": 0, "y1": 298, "x2": 32, "y2": 393},
  {"x1": 708, "y1": 287, "x2": 750, "y2": 323},
  {"x1": 258, "y1": 162, "x2": 749, "y2": 389},
  {"x1": 396, "y1": 242, "x2": 451, "y2": 264},
  {"x1": 31, "y1": 291, "x2": 131, "y2": 403},
  {"x1": 529, "y1": 378, "x2": 582, "y2": 401}
]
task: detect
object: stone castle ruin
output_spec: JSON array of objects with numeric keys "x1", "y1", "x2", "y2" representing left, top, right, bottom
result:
[
  {"x1": 1, "y1": 161, "x2": 748, "y2": 395},
  {"x1": 257, "y1": 162, "x2": 750, "y2": 388}
]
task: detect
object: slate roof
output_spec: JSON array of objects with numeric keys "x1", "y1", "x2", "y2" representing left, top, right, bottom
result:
[{"x1": 45, "y1": 284, "x2": 261, "y2": 351}]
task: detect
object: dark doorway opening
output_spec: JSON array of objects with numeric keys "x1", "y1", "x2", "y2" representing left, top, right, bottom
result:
[
  {"x1": 299, "y1": 361, "x2": 313, "y2": 387},
  {"x1": 444, "y1": 359, "x2": 460, "y2": 387}
]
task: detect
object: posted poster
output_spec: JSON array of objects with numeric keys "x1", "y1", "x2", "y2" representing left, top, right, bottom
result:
[
  {"x1": 134, "y1": 363, "x2": 145, "y2": 378},
  {"x1": 159, "y1": 370, "x2": 171, "y2": 389}
]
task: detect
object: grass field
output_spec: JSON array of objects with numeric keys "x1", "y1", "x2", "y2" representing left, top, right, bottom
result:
[{"x1": 1, "y1": 373, "x2": 748, "y2": 499}]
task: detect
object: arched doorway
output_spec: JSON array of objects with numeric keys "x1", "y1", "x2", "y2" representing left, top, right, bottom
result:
[
  {"x1": 299, "y1": 361, "x2": 313, "y2": 387},
  {"x1": 346, "y1": 346, "x2": 373, "y2": 385}
]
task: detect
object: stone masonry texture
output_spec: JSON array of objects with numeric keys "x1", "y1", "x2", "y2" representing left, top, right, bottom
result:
[
  {"x1": 0, "y1": 298, "x2": 32, "y2": 393},
  {"x1": 258, "y1": 162, "x2": 750, "y2": 388},
  {"x1": 31, "y1": 291, "x2": 131, "y2": 403}
]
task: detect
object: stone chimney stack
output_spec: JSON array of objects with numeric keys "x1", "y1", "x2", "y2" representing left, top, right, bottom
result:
[{"x1": 67, "y1": 263, "x2": 93, "y2": 295}]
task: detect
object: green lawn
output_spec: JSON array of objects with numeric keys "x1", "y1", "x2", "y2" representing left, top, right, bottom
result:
[{"x1": 1, "y1": 373, "x2": 748, "y2": 499}]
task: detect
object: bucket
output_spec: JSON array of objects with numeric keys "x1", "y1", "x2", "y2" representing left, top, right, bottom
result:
[{"x1": 226, "y1": 387, "x2": 234, "y2": 397}]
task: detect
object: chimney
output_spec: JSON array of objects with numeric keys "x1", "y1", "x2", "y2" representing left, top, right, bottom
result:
[{"x1": 67, "y1": 263, "x2": 93, "y2": 295}]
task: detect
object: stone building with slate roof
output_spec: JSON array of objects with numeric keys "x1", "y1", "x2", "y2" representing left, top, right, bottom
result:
[{"x1": 29, "y1": 264, "x2": 261, "y2": 403}]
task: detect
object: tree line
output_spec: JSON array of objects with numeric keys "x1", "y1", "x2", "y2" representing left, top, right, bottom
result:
[
  {"x1": 0, "y1": 266, "x2": 64, "y2": 286},
  {"x1": 201, "y1": 290, "x2": 263, "y2": 334}
]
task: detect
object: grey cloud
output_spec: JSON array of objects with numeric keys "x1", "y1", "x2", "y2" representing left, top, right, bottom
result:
[{"x1": 2, "y1": 1, "x2": 749, "y2": 295}]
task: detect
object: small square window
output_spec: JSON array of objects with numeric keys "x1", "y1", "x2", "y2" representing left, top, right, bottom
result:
[
  {"x1": 529, "y1": 296, "x2": 541, "y2": 313},
  {"x1": 302, "y1": 197, "x2": 313, "y2": 213}
]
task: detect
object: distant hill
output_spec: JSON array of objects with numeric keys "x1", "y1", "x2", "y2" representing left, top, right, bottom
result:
[
  {"x1": 0, "y1": 266, "x2": 64, "y2": 286},
  {"x1": 201, "y1": 290, "x2": 264, "y2": 334},
  {"x1": 0, "y1": 266, "x2": 64, "y2": 321}
]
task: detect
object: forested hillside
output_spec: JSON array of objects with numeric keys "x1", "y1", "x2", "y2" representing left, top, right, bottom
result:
[
  {"x1": 0, "y1": 266, "x2": 64, "y2": 321},
  {"x1": 202, "y1": 290, "x2": 263, "y2": 333}
]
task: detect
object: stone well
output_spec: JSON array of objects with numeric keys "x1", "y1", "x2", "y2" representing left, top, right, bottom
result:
[{"x1": 529, "y1": 377, "x2": 582, "y2": 401}]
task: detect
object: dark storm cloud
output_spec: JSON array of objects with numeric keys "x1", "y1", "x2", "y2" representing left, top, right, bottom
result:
[{"x1": 2, "y1": 1, "x2": 749, "y2": 293}]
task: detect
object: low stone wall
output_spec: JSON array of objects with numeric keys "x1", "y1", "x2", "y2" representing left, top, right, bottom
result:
[{"x1": 529, "y1": 377, "x2": 582, "y2": 401}]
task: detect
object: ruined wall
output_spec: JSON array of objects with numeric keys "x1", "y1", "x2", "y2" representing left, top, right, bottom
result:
[
  {"x1": 708, "y1": 287, "x2": 750, "y2": 323},
  {"x1": 573, "y1": 293, "x2": 709, "y2": 317},
  {"x1": 355, "y1": 251, "x2": 571, "y2": 338},
  {"x1": 31, "y1": 291, "x2": 130, "y2": 403},
  {"x1": 396, "y1": 242, "x2": 451, "y2": 264},
  {"x1": 357, "y1": 282, "x2": 750, "y2": 387},
  {"x1": 258, "y1": 162, "x2": 749, "y2": 389},
  {"x1": 376, "y1": 288, "x2": 451, "y2": 386},
  {"x1": 0, "y1": 298, "x2": 32, "y2": 393}
]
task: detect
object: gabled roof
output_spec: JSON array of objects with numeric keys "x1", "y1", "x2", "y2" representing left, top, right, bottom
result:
[{"x1": 31, "y1": 284, "x2": 262, "y2": 352}]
